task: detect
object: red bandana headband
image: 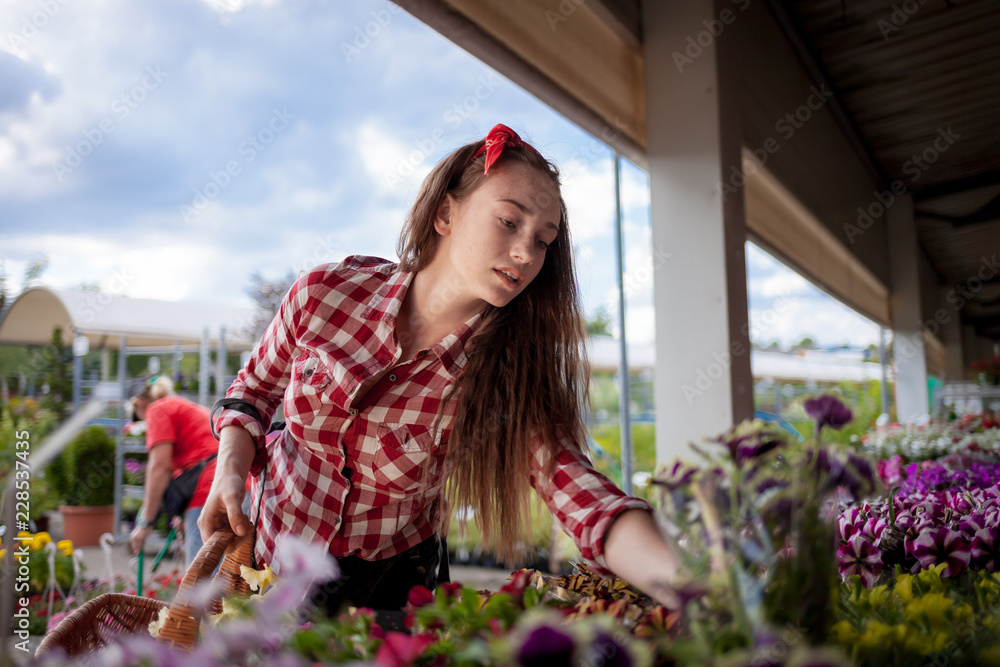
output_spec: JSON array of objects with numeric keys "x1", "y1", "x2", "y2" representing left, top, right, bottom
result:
[{"x1": 468, "y1": 123, "x2": 542, "y2": 175}]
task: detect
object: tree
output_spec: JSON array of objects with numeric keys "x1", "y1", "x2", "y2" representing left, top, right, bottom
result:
[
  {"x1": 795, "y1": 336, "x2": 816, "y2": 350},
  {"x1": 587, "y1": 307, "x2": 613, "y2": 337},
  {"x1": 40, "y1": 327, "x2": 72, "y2": 419},
  {"x1": 23, "y1": 256, "x2": 49, "y2": 287},
  {"x1": 244, "y1": 270, "x2": 297, "y2": 342}
]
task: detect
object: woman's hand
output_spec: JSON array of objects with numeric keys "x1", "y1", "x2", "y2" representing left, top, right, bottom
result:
[
  {"x1": 198, "y1": 471, "x2": 250, "y2": 541},
  {"x1": 198, "y1": 425, "x2": 256, "y2": 542},
  {"x1": 129, "y1": 524, "x2": 153, "y2": 555}
]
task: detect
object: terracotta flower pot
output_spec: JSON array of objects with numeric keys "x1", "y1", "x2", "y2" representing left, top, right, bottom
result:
[{"x1": 59, "y1": 505, "x2": 115, "y2": 547}]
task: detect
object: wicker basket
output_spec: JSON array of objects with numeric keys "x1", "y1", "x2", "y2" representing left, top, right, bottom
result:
[{"x1": 36, "y1": 528, "x2": 255, "y2": 659}]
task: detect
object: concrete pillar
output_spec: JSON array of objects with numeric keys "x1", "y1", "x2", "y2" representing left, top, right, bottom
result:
[
  {"x1": 643, "y1": 0, "x2": 753, "y2": 464},
  {"x1": 888, "y1": 194, "x2": 929, "y2": 421},
  {"x1": 939, "y1": 287, "x2": 965, "y2": 382}
]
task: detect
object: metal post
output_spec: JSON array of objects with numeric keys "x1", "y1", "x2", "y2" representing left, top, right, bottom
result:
[
  {"x1": 115, "y1": 336, "x2": 127, "y2": 539},
  {"x1": 613, "y1": 154, "x2": 634, "y2": 495},
  {"x1": 215, "y1": 326, "x2": 227, "y2": 404},
  {"x1": 173, "y1": 340, "x2": 181, "y2": 384},
  {"x1": 73, "y1": 341, "x2": 82, "y2": 414},
  {"x1": 199, "y1": 327, "x2": 210, "y2": 407},
  {"x1": 879, "y1": 327, "x2": 890, "y2": 417}
]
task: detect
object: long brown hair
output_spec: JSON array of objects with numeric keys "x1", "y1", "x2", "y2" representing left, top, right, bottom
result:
[{"x1": 396, "y1": 135, "x2": 591, "y2": 564}]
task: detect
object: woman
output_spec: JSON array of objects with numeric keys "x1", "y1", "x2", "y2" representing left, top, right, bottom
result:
[
  {"x1": 128, "y1": 377, "x2": 222, "y2": 564},
  {"x1": 200, "y1": 124, "x2": 679, "y2": 613}
]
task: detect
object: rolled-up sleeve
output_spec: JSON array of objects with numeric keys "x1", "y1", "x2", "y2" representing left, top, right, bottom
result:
[
  {"x1": 213, "y1": 272, "x2": 308, "y2": 474},
  {"x1": 529, "y1": 429, "x2": 653, "y2": 576}
]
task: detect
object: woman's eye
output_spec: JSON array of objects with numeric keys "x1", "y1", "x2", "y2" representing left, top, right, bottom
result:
[
  {"x1": 536, "y1": 240, "x2": 549, "y2": 250},
  {"x1": 500, "y1": 218, "x2": 515, "y2": 229}
]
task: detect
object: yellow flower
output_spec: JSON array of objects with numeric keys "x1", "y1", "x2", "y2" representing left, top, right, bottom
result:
[
  {"x1": 239, "y1": 564, "x2": 275, "y2": 594},
  {"x1": 894, "y1": 573, "x2": 914, "y2": 603},
  {"x1": 905, "y1": 591, "x2": 953, "y2": 627},
  {"x1": 978, "y1": 645, "x2": 1000, "y2": 665},
  {"x1": 17, "y1": 531, "x2": 32, "y2": 540},
  {"x1": 57, "y1": 540, "x2": 74, "y2": 556},
  {"x1": 148, "y1": 607, "x2": 170, "y2": 639},
  {"x1": 915, "y1": 563, "x2": 948, "y2": 592},
  {"x1": 30, "y1": 532, "x2": 52, "y2": 551},
  {"x1": 0, "y1": 549, "x2": 6, "y2": 561},
  {"x1": 858, "y1": 621, "x2": 898, "y2": 649},
  {"x1": 867, "y1": 584, "x2": 892, "y2": 609},
  {"x1": 831, "y1": 620, "x2": 858, "y2": 644}
]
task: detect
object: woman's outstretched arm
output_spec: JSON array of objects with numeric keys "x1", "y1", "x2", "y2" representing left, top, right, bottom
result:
[
  {"x1": 198, "y1": 425, "x2": 256, "y2": 541},
  {"x1": 603, "y1": 508, "x2": 680, "y2": 604}
]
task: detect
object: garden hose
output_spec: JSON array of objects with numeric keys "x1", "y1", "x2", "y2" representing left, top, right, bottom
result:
[{"x1": 151, "y1": 526, "x2": 177, "y2": 574}]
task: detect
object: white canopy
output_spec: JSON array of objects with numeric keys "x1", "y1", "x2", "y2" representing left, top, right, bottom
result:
[{"x1": 0, "y1": 287, "x2": 257, "y2": 350}]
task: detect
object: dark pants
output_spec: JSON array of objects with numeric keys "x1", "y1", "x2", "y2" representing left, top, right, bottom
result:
[{"x1": 311, "y1": 535, "x2": 449, "y2": 629}]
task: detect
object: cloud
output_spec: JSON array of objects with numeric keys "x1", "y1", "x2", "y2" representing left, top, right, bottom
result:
[{"x1": 0, "y1": 50, "x2": 61, "y2": 115}]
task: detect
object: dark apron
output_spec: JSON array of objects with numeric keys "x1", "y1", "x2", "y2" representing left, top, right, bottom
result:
[{"x1": 311, "y1": 534, "x2": 450, "y2": 630}]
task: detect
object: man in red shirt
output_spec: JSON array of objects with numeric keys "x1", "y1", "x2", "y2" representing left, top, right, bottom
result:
[{"x1": 130, "y1": 379, "x2": 248, "y2": 564}]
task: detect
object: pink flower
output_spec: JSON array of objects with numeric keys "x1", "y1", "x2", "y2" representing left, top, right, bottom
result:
[
  {"x1": 837, "y1": 535, "x2": 882, "y2": 587},
  {"x1": 406, "y1": 585, "x2": 434, "y2": 608},
  {"x1": 374, "y1": 631, "x2": 435, "y2": 667},
  {"x1": 908, "y1": 526, "x2": 971, "y2": 577},
  {"x1": 877, "y1": 455, "x2": 905, "y2": 486}
]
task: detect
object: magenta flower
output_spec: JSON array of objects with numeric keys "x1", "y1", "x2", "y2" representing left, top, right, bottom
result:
[
  {"x1": 907, "y1": 526, "x2": 971, "y2": 577},
  {"x1": 877, "y1": 455, "x2": 905, "y2": 486},
  {"x1": 838, "y1": 508, "x2": 864, "y2": 542},
  {"x1": 804, "y1": 394, "x2": 853, "y2": 434},
  {"x1": 518, "y1": 626, "x2": 576, "y2": 666},
  {"x1": 971, "y1": 528, "x2": 1000, "y2": 572},
  {"x1": 837, "y1": 535, "x2": 882, "y2": 587},
  {"x1": 862, "y1": 516, "x2": 887, "y2": 545}
]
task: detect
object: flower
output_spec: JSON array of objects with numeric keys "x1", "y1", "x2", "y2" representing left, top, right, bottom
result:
[
  {"x1": 653, "y1": 458, "x2": 699, "y2": 491},
  {"x1": 406, "y1": 584, "x2": 434, "y2": 608},
  {"x1": 518, "y1": 625, "x2": 576, "y2": 667},
  {"x1": 239, "y1": 563, "x2": 275, "y2": 593},
  {"x1": 804, "y1": 394, "x2": 853, "y2": 434},
  {"x1": 837, "y1": 535, "x2": 882, "y2": 586},
  {"x1": 374, "y1": 631, "x2": 435, "y2": 667},
  {"x1": 907, "y1": 526, "x2": 971, "y2": 577},
  {"x1": 714, "y1": 420, "x2": 786, "y2": 467},
  {"x1": 972, "y1": 527, "x2": 1000, "y2": 572},
  {"x1": 584, "y1": 630, "x2": 633, "y2": 667},
  {"x1": 56, "y1": 539, "x2": 73, "y2": 556}
]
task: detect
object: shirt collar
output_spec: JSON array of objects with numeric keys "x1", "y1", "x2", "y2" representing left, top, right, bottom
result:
[{"x1": 362, "y1": 264, "x2": 489, "y2": 378}]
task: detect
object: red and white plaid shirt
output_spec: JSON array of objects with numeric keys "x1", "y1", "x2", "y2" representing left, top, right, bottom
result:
[{"x1": 213, "y1": 255, "x2": 651, "y2": 574}]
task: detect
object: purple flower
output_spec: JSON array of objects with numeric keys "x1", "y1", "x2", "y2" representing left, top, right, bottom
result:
[
  {"x1": 804, "y1": 394, "x2": 853, "y2": 434},
  {"x1": 971, "y1": 528, "x2": 1000, "y2": 572},
  {"x1": 907, "y1": 526, "x2": 971, "y2": 577},
  {"x1": 124, "y1": 459, "x2": 146, "y2": 475},
  {"x1": 838, "y1": 508, "x2": 864, "y2": 542},
  {"x1": 653, "y1": 459, "x2": 698, "y2": 491},
  {"x1": 837, "y1": 535, "x2": 882, "y2": 587},
  {"x1": 716, "y1": 425, "x2": 785, "y2": 467},
  {"x1": 861, "y1": 516, "x2": 887, "y2": 545},
  {"x1": 519, "y1": 626, "x2": 575, "y2": 667},
  {"x1": 584, "y1": 630, "x2": 633, "y2": 667}
]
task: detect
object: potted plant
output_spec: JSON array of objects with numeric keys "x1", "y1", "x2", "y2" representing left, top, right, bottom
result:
[{"x1": 51, "y1": 426, "x2": 117, "y2": 546}]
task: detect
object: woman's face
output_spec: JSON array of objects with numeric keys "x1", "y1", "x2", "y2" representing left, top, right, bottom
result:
[
  {"x1": 132, "y1": 397, "x2": 149, "y2": 421},
  {"x1": 435, "y1": 160, "x2": 562, "y2": 309}
]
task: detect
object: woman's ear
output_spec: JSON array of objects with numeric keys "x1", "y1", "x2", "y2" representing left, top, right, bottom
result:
[{"x1": 434, "y1": 194, "x2": 456, "y2": 236}]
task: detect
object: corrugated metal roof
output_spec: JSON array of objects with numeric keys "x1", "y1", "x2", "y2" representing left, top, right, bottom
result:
[{"x1": 786, "y1": 0, "x2": 1000, "y2": 339}]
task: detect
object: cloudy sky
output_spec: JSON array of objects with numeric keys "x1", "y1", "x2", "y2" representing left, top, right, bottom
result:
[{"x1": 0, "y1": 0, "x2": 880, "y2": 351}]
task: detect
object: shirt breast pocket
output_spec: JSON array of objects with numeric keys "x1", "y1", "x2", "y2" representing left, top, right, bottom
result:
[
  {"x1": 286, "y1": 351, "x2": 333, "y2": 425},
  {"x1": 374, "y1": 423, "x2": 439, "y2": 494}
]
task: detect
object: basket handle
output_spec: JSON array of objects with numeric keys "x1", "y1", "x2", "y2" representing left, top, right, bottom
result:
[{"x1": 155, "y1": 528, "x2": 255, "y2": 649}]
